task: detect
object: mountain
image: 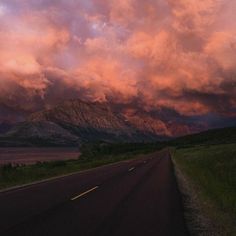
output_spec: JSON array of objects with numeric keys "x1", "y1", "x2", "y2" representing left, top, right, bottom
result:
[
  {"x1": 123, "y1": 111, "x2": 203, "y2": 138},
  {"x1": 0, "y1": 122, "x2": 13, "y2": 134},
  {"x1": 2, "y1": 99, "x2": 167, "y2": 146},
  {"x1": 28, "y1": 100, "x2": 140, "y2": 143},
  {"x1": 2, "y1": 99, "x2": 233, "y2": 147},
  {"x1": 29, "y1": 100, "x2": 134, "y2": 138},
  {"x1": 4, "y1": 121, "x2": 79, "y2": 147},
  {"x1": 123, "y1": 113, "x2": 172, "y2": 137},
  {"x1": 170, "y1": 126, "x2": 236, "y2": 147}
]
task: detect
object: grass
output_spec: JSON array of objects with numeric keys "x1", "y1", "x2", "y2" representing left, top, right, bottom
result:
[
  {"x1": 2, "y1": 131, "x2": 236, "y2": 234},
  {"x1": 0, "y1": 143, "x2": 163, "y2": 190},
  {"x1": 173, "y1": 143, "x2": 236, "y2": 235}
]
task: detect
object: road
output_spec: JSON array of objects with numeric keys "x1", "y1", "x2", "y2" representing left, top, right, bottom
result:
[{"x1": 0, "y1": 149, "x2": 189, "y2": 236}]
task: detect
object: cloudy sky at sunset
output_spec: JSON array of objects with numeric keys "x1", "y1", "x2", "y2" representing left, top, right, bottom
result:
[{"x1": 0, "y1": 0, "x2": 236, "y2": 130}]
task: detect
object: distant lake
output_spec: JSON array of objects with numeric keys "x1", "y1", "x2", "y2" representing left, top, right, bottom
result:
[{"x1": 0, "y1": 148, "x2": 80, "y2": 166}]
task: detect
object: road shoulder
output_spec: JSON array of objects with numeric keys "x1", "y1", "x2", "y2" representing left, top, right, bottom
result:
[{"x1": 171, "y1": 154, "x2": 217, "y2": 236}]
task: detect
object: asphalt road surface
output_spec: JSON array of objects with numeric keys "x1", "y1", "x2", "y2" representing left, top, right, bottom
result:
[{"x1": 0, "y1": 149, "x2": 189, "y2": 236}]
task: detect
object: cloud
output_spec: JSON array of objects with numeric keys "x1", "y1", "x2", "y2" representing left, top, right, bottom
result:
[
  {"x1": 205, "y1": 31, "x2": 236, "y2": 70},
  {"x1": 0, "y1": 0, "x2": 235, "y2": 131}
]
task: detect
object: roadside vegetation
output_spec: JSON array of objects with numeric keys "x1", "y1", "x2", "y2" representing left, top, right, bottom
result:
[
  {"x1": 1, "y1": 126, "x2": 236, "y2": 235},
  {"x1": 173, "y1": 143, "x2": 236, "y2": 235},
  {"x1": 0, "y1": 142, "x2": 164, "y2": 190}
]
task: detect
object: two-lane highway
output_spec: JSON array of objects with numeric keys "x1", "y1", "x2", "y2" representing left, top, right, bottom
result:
[{"x1": 0, "y1": 150, "x2": 189, "y2": 236}]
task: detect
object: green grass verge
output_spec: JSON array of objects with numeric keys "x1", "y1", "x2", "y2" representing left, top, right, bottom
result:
[
  {"x1": 0, "y1": 144, "x2": 162, "y2": 190},
  {"x1": 173, "y1": 143, "x2": 236, "y2": 235}
]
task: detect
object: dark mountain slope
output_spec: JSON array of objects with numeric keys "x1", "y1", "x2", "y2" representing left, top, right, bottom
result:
[
  {"x1": 0, "y1": 122, "x2": 13, "y2": 134},
  {"x1": 171, "y1": 126, "x2": 236, "y2": 147},
  {"x1": 1, "y1": 100, "x2": 166, "y2": 146},
  {"x1": 1, "y1": 121, "x2": 79, "y2": 147},
  {"x1": 28, "y1": 100, "x2": 138, "y2": 142}
]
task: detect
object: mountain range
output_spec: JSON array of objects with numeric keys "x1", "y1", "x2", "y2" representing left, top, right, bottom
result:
[{"x1": 0, "y1": 99, "x2": 201, "y2": 147}]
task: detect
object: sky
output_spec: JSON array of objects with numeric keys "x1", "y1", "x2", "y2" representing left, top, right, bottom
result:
[{"x1": 0, "y1": 0, "x2": 235, "y2": 132}]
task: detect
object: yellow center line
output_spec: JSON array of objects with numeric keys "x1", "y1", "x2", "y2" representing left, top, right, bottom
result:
[{"x1": 71, "y1": 186, "x2": 99, "y2": 201}]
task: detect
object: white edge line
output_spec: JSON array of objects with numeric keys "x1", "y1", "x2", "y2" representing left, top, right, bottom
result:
[
  {"x1": 71, "y1": 186, "x2": 99, "y2": 201},
  {"x1": 1, "y1": 150, "x2": 161, "y2": 194},
  {"x1": 0, "y1": 159, "x2": 133, "y2": 194}
]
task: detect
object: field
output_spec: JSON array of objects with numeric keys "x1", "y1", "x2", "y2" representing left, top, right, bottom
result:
[
  {"x1": 0, "y1": 148, "x2": 79, "y2": 166},
  {"x1": 1, "y1": 128, "x2": 236, "y2": 235},
  {"x1": 0, "y1": 143, "x2": 162, "y2": 190},
  {"x1": 173, "y1": 143, "x2": 236, "y2": 235}
]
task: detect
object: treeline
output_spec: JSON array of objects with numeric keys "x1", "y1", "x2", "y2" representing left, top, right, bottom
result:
[
  {"x1": 80, "y1": 126, "x2": 236, "y2": 159},
  {"x1": 80, "y1": 142, "x2": 166, "y2": 160},
  {"x1": 169, "y1": 126, "x2": 236, "y2": 148}
]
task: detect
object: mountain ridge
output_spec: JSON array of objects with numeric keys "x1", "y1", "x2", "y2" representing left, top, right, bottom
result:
[
  {"x1": 1, "y1": 99, "x2": 167, "y2": 146},
  {"x1": 3, "y1": 99, "x2": 219, "y2": 147}
]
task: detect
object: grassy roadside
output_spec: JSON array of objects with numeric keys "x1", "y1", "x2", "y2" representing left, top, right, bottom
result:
[
  {"x1": 172, "y1": 143, "x2": 236, "y2": 235},
  {"x1": 0, "y1": 143, "x2": 162, "y2": 190}
]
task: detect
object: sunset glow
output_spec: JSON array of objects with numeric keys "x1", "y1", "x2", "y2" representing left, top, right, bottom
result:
[{"x1": 0, "y1": 0, "x2": 236, "y2": 131}]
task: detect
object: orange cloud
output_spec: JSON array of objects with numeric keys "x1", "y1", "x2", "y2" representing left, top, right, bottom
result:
[
  {"x1": 0, "y1": 0, "x2": 235, "y2": 126},
  {"x1": 205, "y1": 31, "x2": 236, "y2": 70}
]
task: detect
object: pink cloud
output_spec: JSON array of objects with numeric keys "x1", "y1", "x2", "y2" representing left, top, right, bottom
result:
[{"x1": 0, "y1": 0, "x2": 235, "y2": 125}]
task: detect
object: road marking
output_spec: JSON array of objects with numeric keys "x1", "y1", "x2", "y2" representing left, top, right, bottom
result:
[
  {"x1": 71, "y1": 186, "x2": 99, "y2": 201},
  {"x1": 129, "y1": 167, "x2": 135, "y2": 172}
]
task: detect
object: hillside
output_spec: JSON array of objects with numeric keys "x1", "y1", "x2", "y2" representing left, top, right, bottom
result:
[
  {"x1": 0, "y1": 122, "x2": 13, "y2": 134},
  {"x1": 1, "y1": 100, "x2": 166, "y2": 146},
  {"x1": 2, "y1": 99, "x2": 234, "y2": 147},
  {"x1": 3, "y1": 121, "x2": 79, "y2": 147},
  {"x1": 28, "y1": 100, "x2": 137, "y2": 142},
  {"x1": 173, "y1": 143, "x2": 236, "y2": 235},
  {"x1": 170, "y1": 126, "x2": 236, "y2": 147}
]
